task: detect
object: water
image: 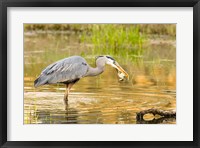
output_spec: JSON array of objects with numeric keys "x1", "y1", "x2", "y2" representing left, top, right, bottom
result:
[
  {"x1": 24, "y1": 32, "x2": 176, "y2": 124},
  {"x1": 24, "y1": 73, "x2": 176, "y2": 124}
]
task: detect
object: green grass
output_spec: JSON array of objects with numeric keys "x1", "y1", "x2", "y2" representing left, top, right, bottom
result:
[{"x1": 80, "y1": 24, "x2": 145, "y2": 63}]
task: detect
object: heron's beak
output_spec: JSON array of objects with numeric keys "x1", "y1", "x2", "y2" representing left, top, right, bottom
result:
[{"x1": 113, "y1": 62, "x2": 129, "y2": 79}]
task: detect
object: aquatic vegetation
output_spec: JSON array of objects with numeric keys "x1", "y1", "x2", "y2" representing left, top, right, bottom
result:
[{"x1": 80, "y1": 24, "x2": 145, "y2": 63}]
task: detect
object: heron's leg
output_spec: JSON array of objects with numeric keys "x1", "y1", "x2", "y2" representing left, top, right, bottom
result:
[
  {"x1": 68, "y1": 83, "x2": 74, "y2": 91},
  {"x1": 64, "y1": 84, "x2": 69, "y2": 107},
  {"x1": 64, "y1": 83, "x2": 74, "y2": 110}
]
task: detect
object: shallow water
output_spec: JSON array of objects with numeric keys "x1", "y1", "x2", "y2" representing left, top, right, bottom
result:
[
  {"x1": 24, "y1": 31, "x2": 176, "y2": 124},
  {"x1": 24, "y1": 72, "x2": 176, "y2": 124}
]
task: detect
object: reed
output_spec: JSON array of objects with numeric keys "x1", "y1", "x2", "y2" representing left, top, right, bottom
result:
[{"x1": 80, "y1": 24, "x2": 145, "y2": 63}]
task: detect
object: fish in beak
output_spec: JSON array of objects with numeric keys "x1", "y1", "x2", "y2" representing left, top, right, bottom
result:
[
  {"x1": 111, "y1": 62, "x2": 129, "y2": 81},
  {"x1": 105, "y1": 55, "x2": 129, "y2": 81}
]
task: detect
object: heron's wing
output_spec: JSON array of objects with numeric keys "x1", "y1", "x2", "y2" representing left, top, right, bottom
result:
[{"x1": 35, "y1": 57, "x2": 88, "y2": 87}]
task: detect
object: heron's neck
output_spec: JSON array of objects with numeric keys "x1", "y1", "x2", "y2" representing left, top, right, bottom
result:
[{"x1": 85, "y1": 64, "x2": 105, "y2": 77}]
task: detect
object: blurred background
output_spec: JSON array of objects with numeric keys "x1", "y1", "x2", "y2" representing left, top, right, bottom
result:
[{"x1": 24, "y1": 24, "x2": 176, "y2": 124}]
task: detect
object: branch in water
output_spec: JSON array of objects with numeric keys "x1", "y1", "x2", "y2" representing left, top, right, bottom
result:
[{"x1": 136, "y1": 108, "x2": 176, "y2": 121}]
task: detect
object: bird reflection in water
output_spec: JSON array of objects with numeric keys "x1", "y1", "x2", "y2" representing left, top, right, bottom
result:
[{"x1": 33, "y1": 105, "x2": 78, "y2": 124}]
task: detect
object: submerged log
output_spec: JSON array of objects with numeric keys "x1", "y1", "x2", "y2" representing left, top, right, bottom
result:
[{"x1": 136, "y1": 108, "x2": 176, "y2": 121}]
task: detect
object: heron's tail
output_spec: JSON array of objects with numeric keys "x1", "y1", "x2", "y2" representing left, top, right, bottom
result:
[
  {"x1": 34, "y1": 78, "x2": 40, "y2": 87},
  {"x1": 34, "y1": 76, "x2": 48, "y2": 88}
]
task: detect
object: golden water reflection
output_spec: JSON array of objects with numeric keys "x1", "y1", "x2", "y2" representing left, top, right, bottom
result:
[
  {"x1": 24, "y1": 32, "x2": 176, "y2": 124},
  {"x1": 24, "y1": 72, "x2": 176, "y2": 124}
]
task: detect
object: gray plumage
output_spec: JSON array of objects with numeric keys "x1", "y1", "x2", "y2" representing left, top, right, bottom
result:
[{"x1": 34, "y1": 56, "x2": 89, "y2": 87}]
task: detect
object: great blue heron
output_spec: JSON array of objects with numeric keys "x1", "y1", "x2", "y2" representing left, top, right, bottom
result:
[{"x1": 34, "y1": 55, "x2": 129, "y2": 107}]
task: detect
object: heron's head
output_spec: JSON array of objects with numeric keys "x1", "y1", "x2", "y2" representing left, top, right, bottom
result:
[{"x1": 96, "y1": 55, "x2": 129, "y2": 79}]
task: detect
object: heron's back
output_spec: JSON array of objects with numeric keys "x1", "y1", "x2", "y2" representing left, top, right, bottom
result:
[{"x1": 34, "y1": 56, "x2": 89, "y2": 87}]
